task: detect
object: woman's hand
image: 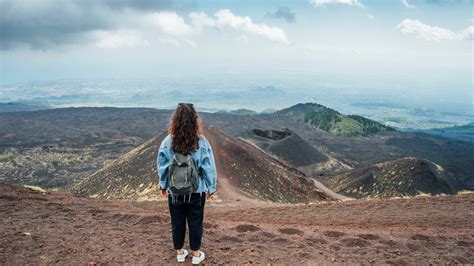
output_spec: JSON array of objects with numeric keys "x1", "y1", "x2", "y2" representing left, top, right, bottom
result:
[
  {"x1": 206, "y1": 192, "x2": 216, "y2": 201},
  {"x1": 161, "y1": 189, "x2": 168, "y2": 199}
]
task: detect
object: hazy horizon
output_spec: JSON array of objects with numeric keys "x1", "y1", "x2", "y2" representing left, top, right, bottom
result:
[{"x1": 1, "y1": 0, "x2": 473, "y2": 118}]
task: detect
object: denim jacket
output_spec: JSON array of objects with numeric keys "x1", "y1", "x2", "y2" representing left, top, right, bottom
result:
[{"x1": 157, "y1": 134, "x2": 217, "y2": 194}]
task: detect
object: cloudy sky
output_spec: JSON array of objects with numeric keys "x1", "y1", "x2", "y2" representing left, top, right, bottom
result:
[{"x1": 0, "y1": 0, "x2": 472, "y2": 111}]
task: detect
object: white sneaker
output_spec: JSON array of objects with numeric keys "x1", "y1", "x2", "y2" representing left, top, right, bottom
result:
[
  {"x1": 177, "y1": 249, "x2": 188, "y2": 263},
  {"x1": 192, "y1": 251, "x2": 205, "y2": 265}
]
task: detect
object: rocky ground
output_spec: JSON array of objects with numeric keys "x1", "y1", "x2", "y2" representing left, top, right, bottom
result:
[
  {"x1": 320, "y1": 157, "x2": 461, "y2": 199},
  {"x1": 1, "y1": 184, "x2": 472, "y2": 265},
  {"x1": 0, "y1": 144, "x2": 133, "y2": 189}
]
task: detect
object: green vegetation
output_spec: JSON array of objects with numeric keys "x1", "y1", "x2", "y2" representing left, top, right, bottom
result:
[
  {"x1": 332, "y1": 116, "x2": 366, "y2": 137},
  {"x1": 0, "y1": 151, "x2": 14, "y2": 162},
  {"x1": 303, "y1": 104, "x2": 395, "y2": 137},
  {"x1": 51, "y1": 160, "x2": 60, "y2": 168},
  {"x1": 348, "y1": 115, "x2": 396, "y2": 134},
  {"x1": 304, "y1": 106, "x2": 341, "y2": 131}
]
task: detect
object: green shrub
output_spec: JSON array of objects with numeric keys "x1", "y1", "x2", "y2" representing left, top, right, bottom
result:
[
  {"x1": 333, "y1": 117, "x2": 364, "y2": 137},
  {"x1": 0, "y1": 151, "x2": 14, "y2": 162},
  {"x1": 304, "y1": 107, "x2": 396, "y2": 137},
  {"x1": 304, "y1": 108, "x2": 341, "y2": 131}
]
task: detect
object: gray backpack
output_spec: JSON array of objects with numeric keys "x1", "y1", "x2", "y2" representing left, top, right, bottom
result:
[{"x1": 168, "y1": 153, "x2": 199, "y2": 196}]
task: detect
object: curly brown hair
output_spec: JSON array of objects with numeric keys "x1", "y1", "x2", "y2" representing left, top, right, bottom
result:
[{"x1": 167, "y1": 103, "x2": 202, "y2": 154}]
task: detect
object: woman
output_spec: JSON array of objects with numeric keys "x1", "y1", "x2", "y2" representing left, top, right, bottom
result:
[{"x1": 157, "y1": 103, "x2": 217, "y2": 265}]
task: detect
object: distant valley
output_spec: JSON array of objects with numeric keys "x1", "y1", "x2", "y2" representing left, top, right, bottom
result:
[{"x1": 1, "y1": 79, "x2": 472, "y2": 130}]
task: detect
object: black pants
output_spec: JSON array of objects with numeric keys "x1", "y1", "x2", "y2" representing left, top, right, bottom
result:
[{"x1": 168, "y1": 192, "x2": 206, "y2": 251}]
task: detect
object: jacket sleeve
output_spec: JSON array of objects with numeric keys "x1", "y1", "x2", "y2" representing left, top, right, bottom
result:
[
  {"x1": 200, "y1": 139, "x2": 217, "y2": 194},
  {"x1": 157, "y1": 138, "x2": 171, "y2": 190}
]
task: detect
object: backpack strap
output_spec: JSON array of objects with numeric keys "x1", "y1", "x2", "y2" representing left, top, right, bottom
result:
[{"x1": 172, "y1": 154, "x2": 181, "y2": 166}]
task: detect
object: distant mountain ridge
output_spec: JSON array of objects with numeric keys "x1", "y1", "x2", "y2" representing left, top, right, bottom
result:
[
  {"x1": 216, "y1": 108, "x2": 278, "y2": 115},
  {"x1": 216, "y1": 108, "x2": 258, "y2": 115},
  {"x1": 278, "y1": 103, "x2": 395, "y2": 137}
]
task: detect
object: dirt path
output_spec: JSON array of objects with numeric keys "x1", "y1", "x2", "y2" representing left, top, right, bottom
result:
[
  {"x1": 208, "y1": 136, "x2": 261, "y2": 207},
  {"x1": 212, "y1": 173, "x2": 265, "y2": 207},
  {"x1": 1, "y1": 184, "x2": 473, "y2": 265},
  {"x1": 311, "y1": 178, "x2": 352, "y2": 201}
]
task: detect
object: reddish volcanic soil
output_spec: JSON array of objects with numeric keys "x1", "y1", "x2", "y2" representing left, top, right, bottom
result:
[{"x1": 1, "y1": 184, "x2": 473, "y2": 265}]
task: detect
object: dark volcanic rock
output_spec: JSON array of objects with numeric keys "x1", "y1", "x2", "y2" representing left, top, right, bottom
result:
[
  {"x1": 251, "y1": 128, "x2": 292, "y2": 140},
  {"x1": 244, "y1": 128, "x2": 328, "y2": 167},
  {"x1": 321, "y1": 157, "x2": 462, "y2": 199}
]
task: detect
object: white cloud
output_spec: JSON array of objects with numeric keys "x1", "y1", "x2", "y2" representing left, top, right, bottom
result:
[
  {"x1": 462, "y1": 26, "x2": 474, "y2": 40},
  {"x1": 400, "y1": 0, "x2": 415, "y2": 8},
  {"x1": 147, "y1": 12, "x2": 193, "y2": 36},
  {"x1": 189, "y1": 12, "x2": 216, "y2": 31},
  {"x1": 95, "y1": 9, "x2": 289, "y2": 48},
  {"x1": 367, "y1": 14, "x2": 375, "y2": 20},
  {"x1": 214, "y1": 9, "x2": 289, "y2": 44},
  {"x1": 93, "y1": 30, "x2": 149, "y2": 48},
  {"x1": 396, "y1": 19, "x2": 472, "y2": 42},
  {"x1": 140, "y1": 10, "x2": 288, "y2": 45},
  {"x1": 310, "y1": 0, "x2": 364, "y2": 7}
]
